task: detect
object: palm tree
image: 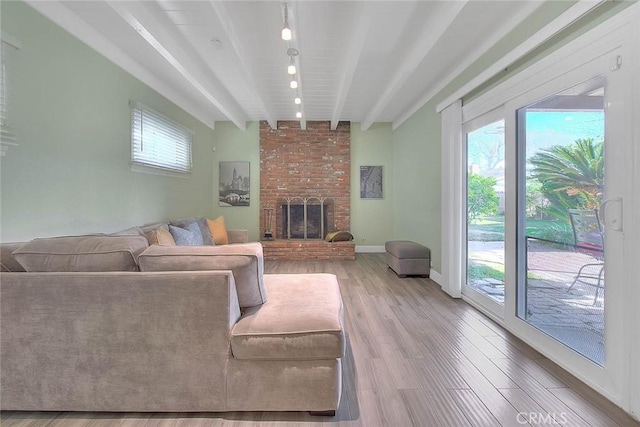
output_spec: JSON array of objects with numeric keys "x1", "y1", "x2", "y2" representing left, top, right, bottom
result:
[{"x1": 529, "y1": 138, "x2": 604, "y2": 220}]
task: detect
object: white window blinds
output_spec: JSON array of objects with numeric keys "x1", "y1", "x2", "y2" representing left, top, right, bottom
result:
[
  {"x1": 130, "y1": 101, "x2": 192, "y2": 174},
  {"x1": 1, "y1": 36, "x2": 19, "y2": 156},
  {"x1": 1, "y1": 52, "x2": 7, "y2": 130}
]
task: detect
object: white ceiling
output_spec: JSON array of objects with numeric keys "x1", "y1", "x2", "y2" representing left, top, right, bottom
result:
[{"x1": 25, "y1": 1, "x2": 583, "y2": 131}]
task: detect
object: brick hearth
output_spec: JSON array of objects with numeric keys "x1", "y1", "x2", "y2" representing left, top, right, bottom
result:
[
  {"x1": 259, "y1": 120, "x2": 354, "y2": 260},
  {"x1": 262, "y1": 240, "x2": 355, "y2": 260}
]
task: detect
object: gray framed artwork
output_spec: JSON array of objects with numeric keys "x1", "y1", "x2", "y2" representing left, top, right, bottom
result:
[
  {"x1": 219, "y1": 161, "x2": 250, "y2": 206},
  {"x1": 360, "y1": 165, "x2": 383, "y2": 199}
]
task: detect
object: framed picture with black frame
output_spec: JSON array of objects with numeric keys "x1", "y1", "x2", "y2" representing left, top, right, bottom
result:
[
  {"x1": 219, "y1": 161, "x2": 250, "y2": 206},
  {"x1": 360, "y1": 165, "x2": 383, "y2": 199}
]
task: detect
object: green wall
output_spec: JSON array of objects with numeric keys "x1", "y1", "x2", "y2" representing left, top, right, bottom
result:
[
  {"x1": 211, "y1": 121, "x2": 260, "y2": 241},
  {"x1": 350, "y1": 123, "x2": 394, "y2": 247},
  {"x1": 0, "y1": 2, "x2": 215, "y2": 242},
  {"x1": 392, "y1": 100, "x2": 442, "y2": 270}
]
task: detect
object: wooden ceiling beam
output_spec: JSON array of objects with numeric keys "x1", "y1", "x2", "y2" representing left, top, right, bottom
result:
[
  {"x1": 107, "y1": 0, "x2": 249, "y2": 130},
  {"x1": 330, "y1": 3, "x2": 370, "y2": 131},
  {"x1": 360, "y1": 1, "x2": 467, "y2": 131}
]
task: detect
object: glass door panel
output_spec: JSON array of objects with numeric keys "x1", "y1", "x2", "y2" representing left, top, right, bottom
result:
[
  {"x1": 516, "y1": 77, "x2": 605, "y2": 365},
  {"x1": 466, "y1": 119, "x2": 505, "y2": 306}
]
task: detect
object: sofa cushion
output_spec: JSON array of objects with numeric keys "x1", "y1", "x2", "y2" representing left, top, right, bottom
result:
[
  {"x1": 111, "y1": 222, "x2": 167, "y2": 241},
  {"x1": 231, "y1": 273, "x2": 344, "y2": 360},
  {"x1": 138, "y1": 243, "x2": 267, "y2": 308},
  {"x1": 207, "y1": 216, "x2": 229, "y2": 245},
  {"x1": 170, "y1": 217, "x2": 214, "y2": 245},
  {"x1": 12, "y1": 235, "x2": 148, "y2": 272},
  {"x1": 227, "y1": 229, "x2": 248, "y2": 244},
  {"x1": 1, "y1": 242, "x2": 27, "y2": 272},
  {"x1": 169, "y1": 223, "x2": 203, "y2": 246},
  {"x1": 111, "y1": 226, "x2": 145, "y2": 237}
]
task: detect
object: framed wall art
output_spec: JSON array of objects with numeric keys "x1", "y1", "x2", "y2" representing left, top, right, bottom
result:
[
  {"x1": 360, "y1": 165, "x2": 383, "y2": 199},
  {"x1": 219, "y1": 161, "x2": 250, "y2": 206}
]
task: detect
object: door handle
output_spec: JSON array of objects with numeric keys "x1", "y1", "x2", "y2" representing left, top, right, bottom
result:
[{"x1": 599, "y1": 197, "x2": 623, "y2": 232}]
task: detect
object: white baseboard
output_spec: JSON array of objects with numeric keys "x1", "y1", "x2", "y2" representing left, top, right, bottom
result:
[
  {"x1": 429, "y1": 269, "x2": 442, "y2": 286},
  {"x1": 355, "y1": 245, "x2": 385, "y2": 253}
]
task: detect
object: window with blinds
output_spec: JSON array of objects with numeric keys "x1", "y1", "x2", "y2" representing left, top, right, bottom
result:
[
  {"x1": 1, "y1": 36, "x2": 19, "y2": 155},
  {"x1": 130, "y1": 101, "x2": 192, "y2": 174},
  {"x1": 1, "y1": 53, "x2": 7, "y2": 129}
]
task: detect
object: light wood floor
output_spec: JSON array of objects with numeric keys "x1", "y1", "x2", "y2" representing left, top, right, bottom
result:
[{"x1": 2, "y1": 254, "x2": 638, "y2": 427}]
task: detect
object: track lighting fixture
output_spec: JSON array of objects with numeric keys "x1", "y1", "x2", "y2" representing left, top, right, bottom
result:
[
  {"x1": 282, "y1": 3, "x2": 292, "y2": 41},
  {"x1": 281, "y1": 3, "x2": 302, "y2": 116}
]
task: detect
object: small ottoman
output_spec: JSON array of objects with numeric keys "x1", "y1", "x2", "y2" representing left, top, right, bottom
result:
[{"x1": 385, "y1": 241, "x2": 430, "y2": 278}]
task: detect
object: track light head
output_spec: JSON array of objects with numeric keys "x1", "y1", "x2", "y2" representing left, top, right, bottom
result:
[
  {"x1": 282, "y1": 25, "x2": 292, "y2": 41},
  {"x1": 282, "y1": 3, "x2": 292, "y2": 40}
]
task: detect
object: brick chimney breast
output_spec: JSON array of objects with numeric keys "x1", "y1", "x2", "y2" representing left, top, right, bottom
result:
[{"x1": 259, "y1": 121, "x2": 353, "y2": 260}]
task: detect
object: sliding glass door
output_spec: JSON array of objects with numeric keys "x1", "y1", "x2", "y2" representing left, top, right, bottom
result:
[
  {"x1": 516, "y1": 77, "x2": 607, "y2": 364},
  {"x1": 506, "y1": 48, "x2": 628, "y2": 380}
]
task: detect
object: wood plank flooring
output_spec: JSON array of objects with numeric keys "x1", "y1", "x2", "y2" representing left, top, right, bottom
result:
[{"x1": 2, "y1": 254, "x2": 638, "y2": 426}]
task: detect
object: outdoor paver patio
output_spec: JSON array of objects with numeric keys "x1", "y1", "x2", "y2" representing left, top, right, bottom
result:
[{"x1": 468, "y1": 239, "x2": 605, "y2": 364}]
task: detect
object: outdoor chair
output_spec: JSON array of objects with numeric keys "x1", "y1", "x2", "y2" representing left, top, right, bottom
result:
[{"x1": 567, "y1": 209, "x2": 604, "y2": 305}]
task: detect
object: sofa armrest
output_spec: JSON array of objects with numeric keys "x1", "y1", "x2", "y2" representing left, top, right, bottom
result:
[
  {"x1": 1, "y1": 242, "x2": 27, "y2": 272},
  {"x1": 0, "y1": 270, "x2": 240, "y2": 411},
  {"x1": 227, "y1": 229, "x2": 248, "y2": 244}
]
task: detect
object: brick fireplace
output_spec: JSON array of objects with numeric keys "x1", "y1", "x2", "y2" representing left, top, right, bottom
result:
[{"x1": 259, "y1": 120, "x2": 355, "y2": 260}]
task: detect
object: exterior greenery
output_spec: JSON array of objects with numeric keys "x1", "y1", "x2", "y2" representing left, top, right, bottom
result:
[
  {"x1": 529, "y1": 138, "x2": 604, "y2": 221},
  {"x1": 467, "y1": 173, "x2": 499, "y2": 222}
]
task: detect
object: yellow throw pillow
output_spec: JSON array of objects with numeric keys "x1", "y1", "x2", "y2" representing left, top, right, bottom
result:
[{"x1": 207, "y1": 216, "x2": 229, "y2": 245}]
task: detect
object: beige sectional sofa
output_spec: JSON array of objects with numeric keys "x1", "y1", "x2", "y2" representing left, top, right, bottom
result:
[{"x1": 0, "y1": 220, "x2": 345, "y2": 414}]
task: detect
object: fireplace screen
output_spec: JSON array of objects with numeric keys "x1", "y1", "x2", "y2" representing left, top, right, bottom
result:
[{"x1": 280, "y1": 199, "x2": 332, "y2": 239}]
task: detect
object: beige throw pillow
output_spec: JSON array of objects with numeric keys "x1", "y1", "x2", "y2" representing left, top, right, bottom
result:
[
  {"x1": 156, "y1": 227, "x2": 176, "y2": 246},
  {"x1": 147, "y1": 227, "x2": 176, "y2": 246}
]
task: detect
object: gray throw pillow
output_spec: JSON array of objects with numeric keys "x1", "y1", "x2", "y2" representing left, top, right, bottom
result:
[
  {"x1": 170, "y1": 217, "x2": 214, "y2": 245},
  {"x1": 169, "y1": 223, "x2": 204, "y2": 246}
]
